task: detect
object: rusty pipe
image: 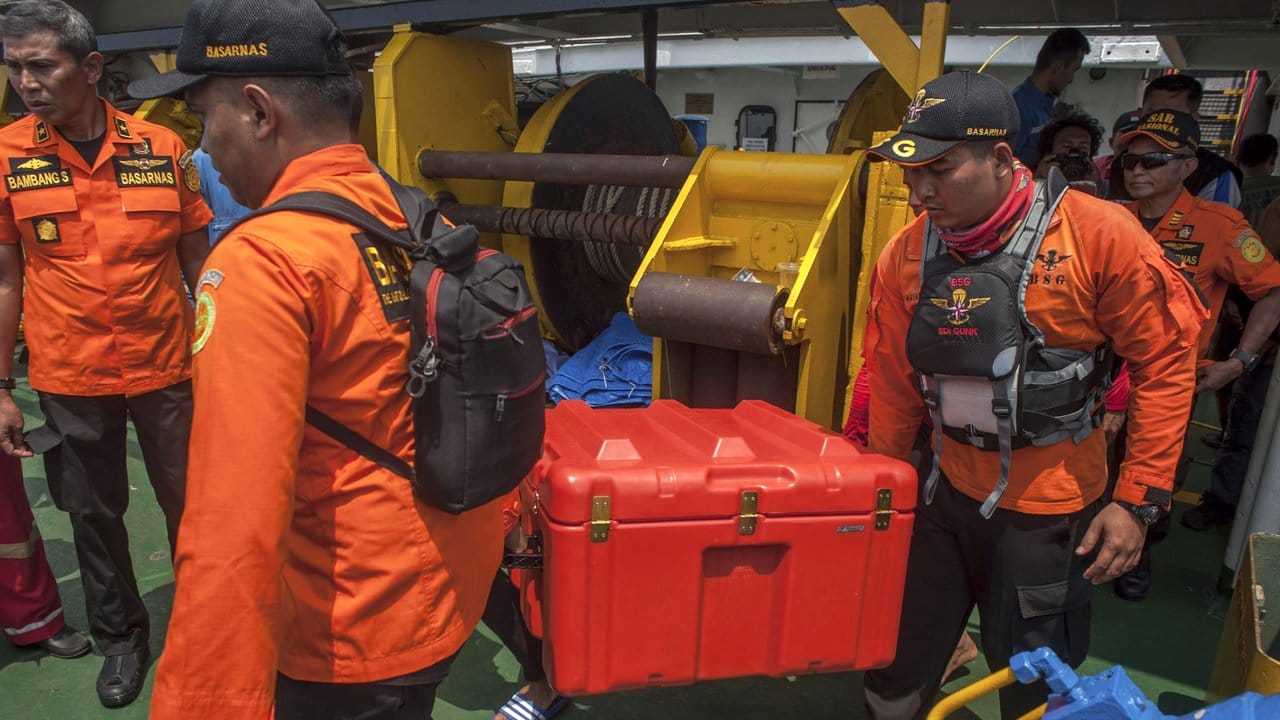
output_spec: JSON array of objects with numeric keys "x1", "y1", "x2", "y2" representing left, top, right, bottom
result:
[
  {"x1": 436, "y1": 197, "x2": 663, "y2": 247},
  {"x1": 420, "y1": 150, "x2": 695, "y2": 188}
]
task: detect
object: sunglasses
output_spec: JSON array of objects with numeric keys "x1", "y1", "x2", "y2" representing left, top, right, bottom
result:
[{"x1": 1120, "y1": 151, "x2": 1194, "y2": 171}]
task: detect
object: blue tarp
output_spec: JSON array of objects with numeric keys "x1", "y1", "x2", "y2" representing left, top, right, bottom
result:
[{"x1": 548, "y1": 312, "x2": 652, "y2": 407}]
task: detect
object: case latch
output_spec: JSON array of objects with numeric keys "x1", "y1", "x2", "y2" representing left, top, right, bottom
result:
[
  {"x1": 590, "y1": 496, "x2": 611, "y2": 543},
  {"x1": 874, "y1": 488, "x2": 893, "y2": 530},
  {"x1": 738, "y1": 490, "x2": 759, "y2": 535}
]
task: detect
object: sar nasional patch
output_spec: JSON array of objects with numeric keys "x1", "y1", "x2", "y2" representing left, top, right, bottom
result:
[{"x1": 192, "y1": 291, "x2": 216, "y2": 355}]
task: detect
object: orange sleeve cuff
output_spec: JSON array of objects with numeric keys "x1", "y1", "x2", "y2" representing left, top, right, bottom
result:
[{"x1": 1113, "y1": 467, "x2": 1173, "y2": 510}]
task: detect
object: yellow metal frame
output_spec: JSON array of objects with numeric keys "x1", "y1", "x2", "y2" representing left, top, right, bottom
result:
[
  {"x1": 132, "y1": 97, "x2": 202, "y2": 150},
  {"x1": 1208, "y1": 532, "x2": 1280, "y2": 699},
  {"x1": 628, "y1": 147, "x2": 863, "y2": 430},
  {"x1": 833, "y1": 0, "x2": 951, "y2": 96},
  {"x1": 372, "y1": 26, "x2": 518, "y2": 249}
]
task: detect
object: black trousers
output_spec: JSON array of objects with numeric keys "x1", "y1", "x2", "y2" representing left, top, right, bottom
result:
[
  {"x1": 864, "y1": 475, "x2": 1098, "y2": 720},
  {"x1": 275, "y1": 655, "x2": 454, "y2": 720},
  {"x1": 37, "y1": 381, "x2": 191, "y2": 656}
]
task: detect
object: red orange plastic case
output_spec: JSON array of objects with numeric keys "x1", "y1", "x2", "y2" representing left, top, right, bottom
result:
[{"x1": 515, "y1": 400, "x2": 917, "y2": 696}]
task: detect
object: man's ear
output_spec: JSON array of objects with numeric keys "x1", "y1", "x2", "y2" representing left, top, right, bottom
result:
[
  {"x1": 1180, "y1": 153, "x2": 1199, "y2": 182},
  {"x1": 82, "y1": 51, "x2": 104, "y2": 86},
  {"x1": 992, "y1": 141, "x2": 1017, "y2": 175},
  {"x1": 242, "y1": 84, "x2": 277, "y2": 141}
]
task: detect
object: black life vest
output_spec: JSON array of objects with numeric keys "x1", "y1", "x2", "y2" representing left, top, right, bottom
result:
[{"x1": 905, "y1": 169, "x2": 1116, "y2": 518}]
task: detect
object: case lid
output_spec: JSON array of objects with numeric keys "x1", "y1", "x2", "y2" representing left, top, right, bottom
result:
[{"x1": 532, "y1": 400, "x2": 917, "y2": 525}]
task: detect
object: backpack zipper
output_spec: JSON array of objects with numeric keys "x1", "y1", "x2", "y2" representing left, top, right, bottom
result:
[
  {"x1": 482, "y1": 305, "x2": 536, "y2": 342},
  {"x1": 406, "y1": 267, "x2": 448, "y2": 398},
  {"x1": 495, "y1": 372, "x2": 546, "y2": 422}
]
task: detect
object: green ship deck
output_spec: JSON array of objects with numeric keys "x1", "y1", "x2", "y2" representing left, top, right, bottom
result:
[{"x1": 1, "y1": 359, "x2": 1235, "y2": 719}]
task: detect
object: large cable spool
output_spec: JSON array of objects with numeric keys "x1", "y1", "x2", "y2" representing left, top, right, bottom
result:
[
  {"x1": 826, "y1": 68, "x2": 911, "y2": 156},
  {"x1": 503, "y1": 74, "x2": 684, "y2": 351}
]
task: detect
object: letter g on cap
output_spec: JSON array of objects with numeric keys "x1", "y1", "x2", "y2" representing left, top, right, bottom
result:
[{"x1": 892, "y1": 139, "x2": 916, "y2": 158}]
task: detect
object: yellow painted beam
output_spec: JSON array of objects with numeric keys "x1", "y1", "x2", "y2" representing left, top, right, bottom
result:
[
  {"x1": 832, "y1": 2, "x2": 922, "y2": 97},
  {"x1": 916, "y1": 0, "x2": 951, "y2": 89}
]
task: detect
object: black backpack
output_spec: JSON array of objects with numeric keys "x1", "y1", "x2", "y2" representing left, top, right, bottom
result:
[{"x1": 225, "y1": 181, "x2": 546, "y2": 513}]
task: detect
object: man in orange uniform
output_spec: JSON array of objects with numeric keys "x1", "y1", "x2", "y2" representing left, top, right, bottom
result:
[
  {"x1": 860, "y1": 71, "x2": 1204, "y2": 719},
  {"x1": 1115, "y1": 110, "x2": 1280, "y2": 595},
  {"x1": 0, "y1": 0, "x2": 210, "y2": 707},
  {"x1": 129, "y1": 1, "x2": 502, "y2": 717}
]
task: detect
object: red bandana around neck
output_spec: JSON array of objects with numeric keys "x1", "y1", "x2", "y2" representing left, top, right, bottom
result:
[{"x1": 936, "y1": 163, "x2": 1035, "y2": 257}]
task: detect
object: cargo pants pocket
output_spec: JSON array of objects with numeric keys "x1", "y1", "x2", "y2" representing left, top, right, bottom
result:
[{"x1": 1013, "y1": 577, "x2": 1093, "y2": 668}]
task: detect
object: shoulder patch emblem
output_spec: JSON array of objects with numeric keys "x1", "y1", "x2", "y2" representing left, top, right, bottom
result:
[
  {"x1": 192, "y1": 291, "x2": 216, "y2": 355},
  {"x1": 198, "y1": 268, "x2": 224, "y2": 290},
  {"x1": 33, "y1": 121, "x2": 50, "y2": 143},
  {"x1": 178, "y1": 149, "x2": 200, "y2": 193},
  {"x1": 1242, "y1": 235, "x2": 1267, "y2": 263},
  {"x1": 113, "y1": 116, "x2": 132, "y2": 139},
  {"x1": 1168, "y1": 210, "x2": 1184, "y2": 226}
]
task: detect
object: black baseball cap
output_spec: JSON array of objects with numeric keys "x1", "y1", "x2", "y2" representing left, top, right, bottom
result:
[
  {"x1": 128, "y1": 0, "x2": 348, "y2": 100},
  {"x1": 1117, "y1": 109, "x2": 1199, "y2": 152},
  {"x1": 1111, "y1": 109, "x2": 1141, "y2": 137},
  {"x1": 867, "y1": 71, "x2": 1020, "y2": 166}
]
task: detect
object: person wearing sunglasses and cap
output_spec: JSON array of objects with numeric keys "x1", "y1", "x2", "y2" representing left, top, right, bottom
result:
[
  {"x1": 1112, "y1": 110, "x2": 1280, "y2": 599},
  {"x1": 860, "y1": 70, "x2": 1205, "y2": 719}
]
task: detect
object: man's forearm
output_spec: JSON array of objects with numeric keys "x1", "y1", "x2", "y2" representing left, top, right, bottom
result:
[{"x1": 1238, "y1": 288, "x2": 1280, "y2": 356}]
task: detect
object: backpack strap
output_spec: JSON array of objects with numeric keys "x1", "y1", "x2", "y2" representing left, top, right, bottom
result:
[
  {"x1": 218, "y1": 183, "x2": 441, "y2": 483},
  {"x1": 305, "y1": 405, "x2": 413, "y2": 481},
  {"x1": 221, "y1": 190, "x2": 420, "y2": 252}
]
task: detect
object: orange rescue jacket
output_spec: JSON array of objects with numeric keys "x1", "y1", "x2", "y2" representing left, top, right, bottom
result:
[
  {"x1": 150, "y1": 145, "x2": 503, "y2": 718},
  {"x1": 867, "y1": 188, "x2": 1204, "y2": 513},
  {"x1": 0, "y1": 101, "x2": 211, "y2": 396},
  {"x1": 1126, "y1": 188, "x2": 1280, "y2": 360}
]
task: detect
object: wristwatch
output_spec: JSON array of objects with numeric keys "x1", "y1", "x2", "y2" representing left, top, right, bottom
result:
[
  {"x1": 1115, "y1": 501, "x2": 1162, "y2": 526},
  {"x1": 0, "y1": 377, "x2": 14, "y2": 390},
  {"x1": 1229, "y1": 348, "x2": 1261, "y2": 372}
]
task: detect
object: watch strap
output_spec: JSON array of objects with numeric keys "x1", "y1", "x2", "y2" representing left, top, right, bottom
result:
[
  {"x1": 1229, "y1": 348, "x2": 1261, "y2": 371},
  {"x1": 0, "y1": 377, "x2": 15, "y2": 390}
]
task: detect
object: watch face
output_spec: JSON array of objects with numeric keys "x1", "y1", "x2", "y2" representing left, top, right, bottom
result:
[{"x1": 1135, "y1": 505, "x2": 1162, "y2": 525}]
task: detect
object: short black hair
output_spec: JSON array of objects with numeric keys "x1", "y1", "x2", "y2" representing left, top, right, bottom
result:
[
  {"x1": 1038, "y1": 113, "x2": 1103, "y2": 158},
  {"x1": 0, "y1": 0, "x2": 98, "y2": 61},
  {"x1": 255, "y1": 72, "x2": 362, "y2": 133},
  {"x1": 1237, "y1": 133, "x2": 1279, "y2": 169},
  {"x1": 960, "y1": 140, "x2": 1001, "y2": 160},
  {"x1": 1034, "y1": 29, "x2": 1090, "y2": 73},
  {"x1": 1143, "y1": 74, "x2": 1203, "y2": 109}
]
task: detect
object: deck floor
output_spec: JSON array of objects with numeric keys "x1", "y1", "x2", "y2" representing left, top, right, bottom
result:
[{"x1": 0, "y1": 364, "x2": 1234, "y2": 719}]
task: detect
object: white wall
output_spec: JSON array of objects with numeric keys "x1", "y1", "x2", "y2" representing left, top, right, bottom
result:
[{"x1": 654, "y1": 65, "x2": 1152, "y2": 156}]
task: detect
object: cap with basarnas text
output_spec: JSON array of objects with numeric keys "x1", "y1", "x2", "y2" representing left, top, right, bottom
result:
[
  {"x1": 1116, "y1": 109, "x2": 1200, "y2": 152},
  {"x1": 867, "y1": 71, "x2": 1020, "y2": 166},
  {"x1": 128, "y1": 0, "x2": 348, "y2": 100}
]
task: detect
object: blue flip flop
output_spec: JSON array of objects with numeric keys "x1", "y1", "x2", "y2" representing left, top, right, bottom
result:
[{"x1": 498, "y1": 690, "x2": 571, "y2": 720}]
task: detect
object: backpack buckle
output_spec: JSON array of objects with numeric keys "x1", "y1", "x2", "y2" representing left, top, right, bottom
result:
[
  {"x1": 991, "y1": 398, "x2": 1012, "y2": 418},
  {"x1": 406, "y1": 336, "x2": 440, "y2": 397}
]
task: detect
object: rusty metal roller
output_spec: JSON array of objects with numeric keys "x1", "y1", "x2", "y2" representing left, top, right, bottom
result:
[{"x1": 631, "y1": 273, "x2": 786, "y2": 356}]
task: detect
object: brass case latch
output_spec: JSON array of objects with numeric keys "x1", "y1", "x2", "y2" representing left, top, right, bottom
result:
[
  {"x1": 874, "y1": 488, "x2": 893, "y2": 530},
  {"x1": 590, "y1": 496, "x2": 611, "y2": 543},
  {"x1": 738, "y1": 490, "x2": 760, "y2": 535}
]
